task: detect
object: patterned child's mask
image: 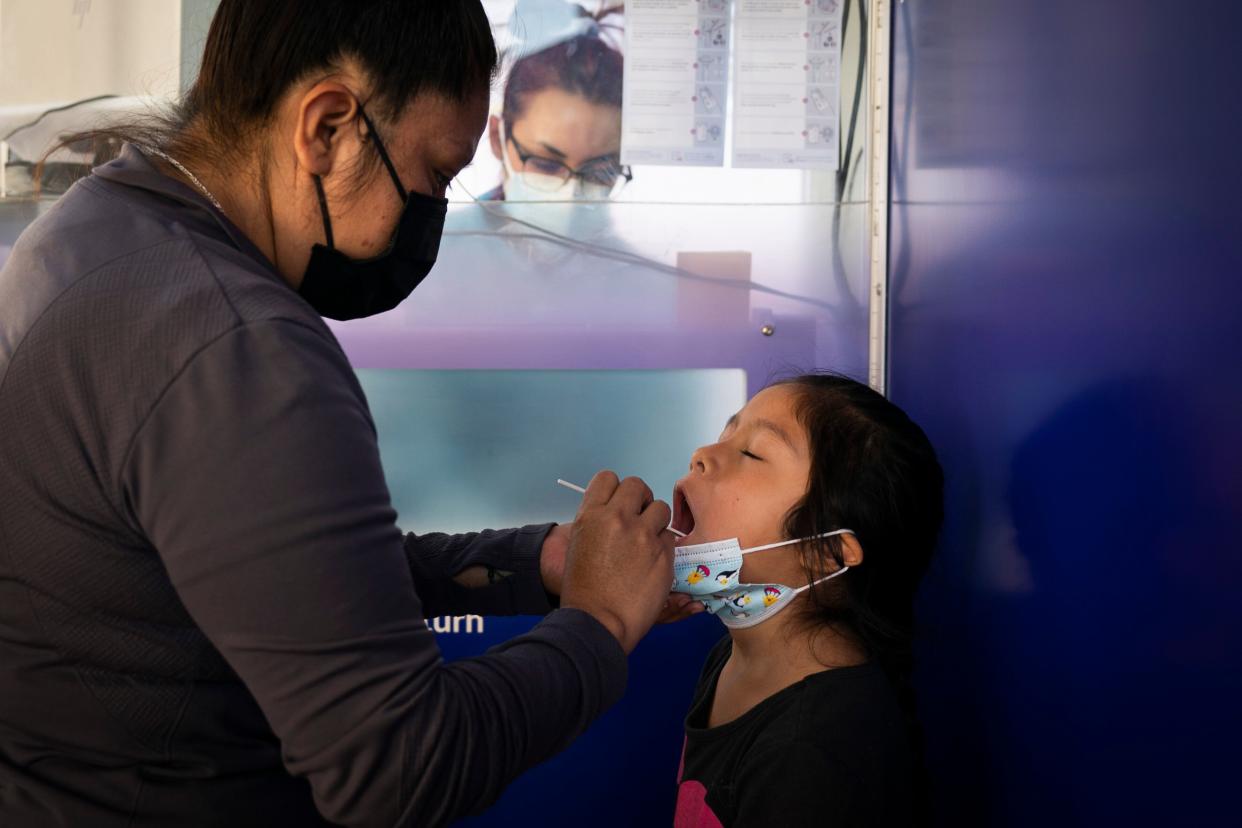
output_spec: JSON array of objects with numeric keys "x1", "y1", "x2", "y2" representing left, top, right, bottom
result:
[{"x1": 671, "y1": 531, "x2": 854, "y2": 629}]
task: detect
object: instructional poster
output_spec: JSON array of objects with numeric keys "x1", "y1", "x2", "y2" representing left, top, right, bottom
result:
[
  {"x1": 622, "y1": 0, "x2": 731, "y2": 167},
  {"x1": 731, "y1": 0, "x2": 843, "y2": 169}
]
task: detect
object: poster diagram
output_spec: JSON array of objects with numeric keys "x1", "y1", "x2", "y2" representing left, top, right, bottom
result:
[
  {"x1": 731, "y1": 0, "x2": 843, "y2": 170},
  {"x1": 622, "y1": 0, "x2": 731, "y2": 167}
]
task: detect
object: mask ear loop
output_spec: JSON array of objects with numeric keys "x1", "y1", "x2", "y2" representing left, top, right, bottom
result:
[
  {"x1": 740, "y1": 528, "x2": 855, "y2": 555},
  {"x1": 357, "y1": 107, "x2": 408, "y2": 201},
  {"x1": 740, "y1": 529, "x2": 855, "y2": 595},
  {"x1": 790, "y1": 529, "x2": 857, "y2": 595},
  {"x1": 311, "y1": 105, "x2": 406, "y2": 252},
  {"x1": 313, "y1": 175, "x2": 335, "y2": 250},
  {"x1": 791, "y1": 565, "x2": 850, "y2": 596}
]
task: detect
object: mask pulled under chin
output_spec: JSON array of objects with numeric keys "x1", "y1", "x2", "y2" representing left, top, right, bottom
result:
[{"x1": 671, "y1": 530, "x2": 855, "y2": 629}]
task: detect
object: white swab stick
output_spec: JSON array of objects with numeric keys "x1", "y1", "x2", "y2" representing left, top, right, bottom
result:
[{"x1": 556, "y1": 478, "x2": 687, "y2": 537}]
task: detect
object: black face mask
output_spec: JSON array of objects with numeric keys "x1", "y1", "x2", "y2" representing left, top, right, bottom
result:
[{"x1": 298, "y1": 108, "x2": 447, "y2": 321}]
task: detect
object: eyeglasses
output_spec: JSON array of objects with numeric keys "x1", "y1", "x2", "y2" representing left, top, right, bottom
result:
[{"x1": 506, "y1": 129, "x2": 632, "y2": 195}]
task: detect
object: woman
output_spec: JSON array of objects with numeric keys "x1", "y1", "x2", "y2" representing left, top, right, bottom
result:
[
  {"x1": 482, "y1": 2, "x2": 630, "y2": 206},
  {"x1": 404, "y1": 0, "x2": 678, "y2": 331},
  {"x1": 0, "y1": 3, "x2": 685, "y2": 826}
]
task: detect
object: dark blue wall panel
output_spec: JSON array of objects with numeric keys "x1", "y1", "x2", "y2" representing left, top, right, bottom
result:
[{"x1": 891, "y1": 2, "x2": 1242, "y2": 825}]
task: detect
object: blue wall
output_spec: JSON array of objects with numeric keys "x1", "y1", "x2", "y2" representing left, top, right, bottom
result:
[{"x1": 890, "y1": 2, "x2": 1242, "y2": 825}]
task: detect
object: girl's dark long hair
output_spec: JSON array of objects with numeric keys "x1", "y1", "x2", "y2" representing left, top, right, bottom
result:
[
  {"x1": 39, "y1": 0, "x2": 497, "y2": 187},
  {"x1": 779, "y1": 373, "x2": 944, "y2": 809}
]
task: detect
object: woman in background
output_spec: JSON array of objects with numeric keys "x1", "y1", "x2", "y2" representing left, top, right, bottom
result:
[
  {"x1": 481, "y1": 0, "x2": 630, "y2": 207},
  {"x1": 407, "y1": 0, "x2": 680, "y2": 329}
]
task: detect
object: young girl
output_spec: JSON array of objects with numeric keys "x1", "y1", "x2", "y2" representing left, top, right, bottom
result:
[{"x1": 669, "y1": 374, "x2": 944, "y2": 827}]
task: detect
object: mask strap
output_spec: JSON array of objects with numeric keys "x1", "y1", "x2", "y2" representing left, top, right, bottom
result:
[
  {"x1": 791, "y1": 565, "x2": 850, "y2": 596},
  {"x1": 740, "y1": 528, "x2": 855, "y2": 556},
  {"x1": 313, "y1": 175, "x2": 334, "y2": 249},
  {"x1": 357, "y1": 106, "x2": 408, "y2": 201}
]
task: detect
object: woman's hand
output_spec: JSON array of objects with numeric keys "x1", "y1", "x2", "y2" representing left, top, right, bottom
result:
[
  {"x1": 559, "y1": 472, "x2": 677, "y2": 653},
  {"x1": 539, "y1": 522, "x2": 572, "y2": 597},
  {"x1": 543, "y1": 522, "x2": 703, "y2": 622},
  {"x1": 658, "y1": 592, "x2": 705, "y2": 624}
]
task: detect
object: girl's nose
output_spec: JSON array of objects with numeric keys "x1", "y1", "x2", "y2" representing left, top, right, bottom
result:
[{"x1": 689, "y1": 445, "x2": 711, "y2": 474}]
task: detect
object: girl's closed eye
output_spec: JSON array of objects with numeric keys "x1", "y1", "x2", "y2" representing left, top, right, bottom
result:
[{"x1": 741, "y1": 449, "x2": 764, "y2": 461}]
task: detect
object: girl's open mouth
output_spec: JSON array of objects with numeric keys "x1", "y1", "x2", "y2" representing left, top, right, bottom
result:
[{"x1": 672, "y1": 485, "x2": 697, "y2": 538}]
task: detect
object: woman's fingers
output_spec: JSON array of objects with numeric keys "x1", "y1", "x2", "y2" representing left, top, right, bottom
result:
[
  {"x1": 581, "y1": 470, "x2": 620, "y2": 508},
  {"x1": 657, "y1": 592, "x2": 705, "y2": 624}
]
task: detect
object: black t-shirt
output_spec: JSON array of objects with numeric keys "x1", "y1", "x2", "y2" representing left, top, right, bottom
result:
[{"x1": 675, "y1": 637, "x2": 916, "y2": 827}]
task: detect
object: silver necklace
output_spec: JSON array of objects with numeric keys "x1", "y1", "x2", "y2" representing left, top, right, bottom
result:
[{"x1": 141, "y1": 145, "x2": 225, "y2": 214}]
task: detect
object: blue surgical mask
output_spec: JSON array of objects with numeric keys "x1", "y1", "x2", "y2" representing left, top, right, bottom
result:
[
  {"x1": 672, "y1": 530, "x2": 854, "y2": 629},
  {"x1": 497, "y1": 121, "x2": 614, "y2": 241}
]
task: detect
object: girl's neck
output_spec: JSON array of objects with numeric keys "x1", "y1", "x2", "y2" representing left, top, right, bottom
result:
[
  {"x1": 708, "y1": 613, "x2": 866, "y2": 728},
  {"x1": 728, "y1": 613, "x2": 866, "y2": 685}
]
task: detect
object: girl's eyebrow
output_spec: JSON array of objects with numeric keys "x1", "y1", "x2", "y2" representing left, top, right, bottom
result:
[{"x1": 722, "y1": 414, "x2": 798, "y2": 453}]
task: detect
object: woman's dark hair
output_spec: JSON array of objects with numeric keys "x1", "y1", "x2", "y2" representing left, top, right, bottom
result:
[
  {"x1": 43, "y1": 0, "x2": 497, "y2": 185},
  {"x1": 501, "y1": 34, "x2": 623, "y2": 127},
  {"x1": 778, "y1": 373, "x2": 944, "y2": 691}
]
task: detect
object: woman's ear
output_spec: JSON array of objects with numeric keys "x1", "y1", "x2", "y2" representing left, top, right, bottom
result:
[
  {"x1": 488, "y1": 114, "x2": 504, "y2": 164},
  {"x1": 294, "y1": 82, "x2": 361, "y2": 178},
  {"x1": 840, "y1": 533, "x2": 864, "y2": 568}
]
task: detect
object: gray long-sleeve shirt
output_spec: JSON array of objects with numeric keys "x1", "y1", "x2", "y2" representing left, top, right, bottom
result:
[{"x1": 0, "y1": 145, "x2": 626, "y2": 827}]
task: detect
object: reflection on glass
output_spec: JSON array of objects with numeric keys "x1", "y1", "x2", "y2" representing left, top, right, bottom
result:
[
  {"x1": 504, "y1": 130, "x2": 631, "y2": 195},
  {"x1": 482, "y1": 0, "x2": 626, "y2": 204},
  {"x1": 358, "y1": 369, "x2": 747, "y2": 534}
]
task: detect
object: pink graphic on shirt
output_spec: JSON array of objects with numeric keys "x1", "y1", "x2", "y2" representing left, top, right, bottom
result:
[
  {"x1": 675, "y1": 735, "x2": 724, "y2": 827},
  {"x1": 675, "y1": 780, "x2": 724, "y2": 828}
]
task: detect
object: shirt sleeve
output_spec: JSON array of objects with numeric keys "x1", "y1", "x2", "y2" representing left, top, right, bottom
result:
[
  {"x1": 121, "y1": 319, "x2": 627, "y2": 828},
  {"x1": 402, "y1": 525, "x2": 557, "y2": 617},
  {"x1": 731, "y1": 742, "x2": 859, "y2": 827}
]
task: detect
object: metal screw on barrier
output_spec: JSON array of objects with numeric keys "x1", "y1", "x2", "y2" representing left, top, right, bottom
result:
[{"x1": 761, "y1": 324, "x2": 776, "y2": 337}]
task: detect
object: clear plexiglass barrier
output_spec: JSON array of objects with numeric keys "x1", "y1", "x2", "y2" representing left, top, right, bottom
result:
[
  {"x1": 2, "y1": 1, "x2": 872, "y2": 399},
  {"x1": 363, "y1": 369, "x2": 747, "y2": 535}
]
